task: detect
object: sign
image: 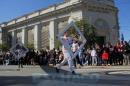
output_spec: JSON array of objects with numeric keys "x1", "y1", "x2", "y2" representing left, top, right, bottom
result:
[
  {"x1": 57, "y1": 21, "x2": 86, "y2": 59},
  {"x1": 10, "y1": 43, "x2": 29, "y2": 59}
]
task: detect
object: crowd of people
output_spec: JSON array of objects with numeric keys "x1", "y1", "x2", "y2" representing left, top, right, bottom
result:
[
  {"x1": 0, "y1": 41, "x2": 130, "y2": 68},
  {"x1": 88, "y1": 41, "x2": 130, "y2": 66}
]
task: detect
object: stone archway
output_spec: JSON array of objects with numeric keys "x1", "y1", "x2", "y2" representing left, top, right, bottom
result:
[{"x1": 94, "y1": 18, "x2": 110, "y2": 43}]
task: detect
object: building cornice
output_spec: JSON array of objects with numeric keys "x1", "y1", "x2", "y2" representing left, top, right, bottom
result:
[
  {"x1": 0, "y1": 0, "x2": 118, "y2": 29},
  {"x1": 2, "y1": 3, "x2": 82, "y2": 29},
  {"x1": 0, "y1": 0, "x2": 82, "y2": 28}
]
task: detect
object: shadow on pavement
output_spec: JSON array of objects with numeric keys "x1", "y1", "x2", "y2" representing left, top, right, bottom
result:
[{"x1": 39, "y1": 65, "x2": 69, "y2": 74}]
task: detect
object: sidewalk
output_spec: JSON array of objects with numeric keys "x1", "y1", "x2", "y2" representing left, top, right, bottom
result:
[
  {"x1": 0, "y1": 65, "x2": 130, "y2": 86},
  {"x1": 0, "y1": 65, "x2": 130, "y2": 76}
]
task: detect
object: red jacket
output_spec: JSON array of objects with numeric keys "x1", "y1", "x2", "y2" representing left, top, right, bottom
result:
[{"x1": 102, "y1": 52, "x2": 108, "y2": 60}]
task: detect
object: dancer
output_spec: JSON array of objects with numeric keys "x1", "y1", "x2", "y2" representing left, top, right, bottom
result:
[{"x1": 56, "y1": 32, "x2": 76, "y2": 74}]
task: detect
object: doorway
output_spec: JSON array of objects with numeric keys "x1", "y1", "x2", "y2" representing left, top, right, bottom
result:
[{"x1": 95, "y1": 36, "x2": 105, "y2": 46}]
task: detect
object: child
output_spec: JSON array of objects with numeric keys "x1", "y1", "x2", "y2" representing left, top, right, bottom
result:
[{"x1": 102, "y1": 50, "x2": 109, "y2": 66}]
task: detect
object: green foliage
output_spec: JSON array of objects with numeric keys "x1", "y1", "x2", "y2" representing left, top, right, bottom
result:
[
  {"x1": 69, "y1": 19, "x2": 97, "y2": 48},
  {"x1": 54, "y1": 34, "x2": 62, "y2": 49},
  {"x1": 0, "y1": 43, "x2": 9, "y2": 51},
  {"x1": 84, "y1": 25, "x2": 97, "y2": 47},
  {"x1": 25, "y1": 43, "x2": 34, "y2": 49},
  {"x1": 55, "y1": 39, "x2": 62, "y2": 49},
  {"x1": 67, "y1": 26, "x2": 79, "y2": 39},
  {"x1": 55, "y1": 19, "x2": 97, "y2": 49}
]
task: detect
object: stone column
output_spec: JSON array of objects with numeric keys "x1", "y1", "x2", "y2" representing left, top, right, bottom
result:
[
  {"x1": 34, "y1": 24, "x2": 40, "y2": 50},
  {"x1": 22, "y1": 28, "x2": 27, "y2": 45},
  {"x1": 49, "y1": 20, "x2": 56, "y2": 50},
  {"x1": 11, "y1": 30, "x2": 17, "y2": 46}
]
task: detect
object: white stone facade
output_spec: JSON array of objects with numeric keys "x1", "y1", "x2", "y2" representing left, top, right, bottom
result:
[{"x1": 0, "y1": 0, "x2": 119, "y2": 50}]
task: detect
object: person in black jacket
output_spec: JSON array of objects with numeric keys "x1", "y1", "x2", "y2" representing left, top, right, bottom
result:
[
  {"x1": 18, "y1": 57, "x2": 24, "y2": 68},
  {"x1": 49, "y1": 48, "x2": 56, "y2": 66},
  {"x1": 122, "y1": 41, "x2": 130, "y2": 65}
]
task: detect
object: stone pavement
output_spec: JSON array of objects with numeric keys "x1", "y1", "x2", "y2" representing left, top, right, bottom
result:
[{"x1": 0, "y1": 65, "x2": 130, "y2": 86}]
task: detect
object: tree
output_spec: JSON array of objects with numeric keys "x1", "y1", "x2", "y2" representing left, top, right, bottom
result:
[
  {"x1": 0, "y1": 43, "x2": 9, "y2": 51},
  {"x1": 55, "y1": 39, "x2": 62, "y2": 49},
  {"x1": 69, "y1": 19, "x2": 97, "y2": 48},
  {"x1": 25, "y1": 43, "x2": 34, "y2": 49},
  {"x1": 55, "y1": 19, "x2": 97, "y2": 49}
]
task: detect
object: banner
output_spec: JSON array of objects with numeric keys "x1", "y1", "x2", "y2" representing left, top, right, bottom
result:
[
  {"x1": 57, "y1": 21, "x2": 86, "y2": 59},
  {"x1": 10, "y1": 43, "x2": 29, "y2": 59}
]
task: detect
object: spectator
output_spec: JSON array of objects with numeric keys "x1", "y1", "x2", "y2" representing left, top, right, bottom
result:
[
  {"x1": 102, "y1": 50, "x2": 109, "y2": 66},
  {"x1": 91, "y1": 47, "x2": 97, "y2": 66},
  {"x1": 122, "y1": 41, "x2": 130, "y2": 65}
]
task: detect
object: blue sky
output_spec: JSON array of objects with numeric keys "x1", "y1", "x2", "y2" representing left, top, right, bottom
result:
[
  {"x1": 0, "y1": 0, "x2": 130, "y2": 41},
  {"x1": 115, "y1": 0, "x2": 130, "y2": 41}
]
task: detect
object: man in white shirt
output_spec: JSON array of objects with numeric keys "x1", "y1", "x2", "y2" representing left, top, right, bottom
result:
[
  {"x1": 91, "y1": 47, "x2": 97, "y2": 65},
  {"x1": 72, "y1": 39, "x2": 83, "y2": 68}
]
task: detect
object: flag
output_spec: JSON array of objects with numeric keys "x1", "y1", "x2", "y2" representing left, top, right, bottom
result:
[{"x1": 121, "y1": 33, "x2": 124, "y2": 41}]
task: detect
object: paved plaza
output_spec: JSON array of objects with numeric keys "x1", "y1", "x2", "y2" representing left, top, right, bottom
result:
[{"x1": 0, "y1": 65, "x2": 130, "y2": 86}]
